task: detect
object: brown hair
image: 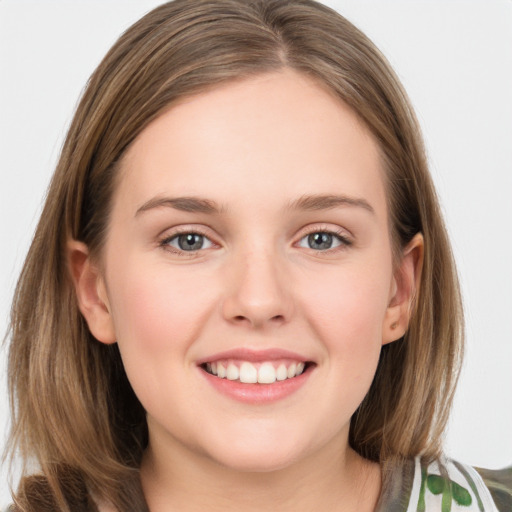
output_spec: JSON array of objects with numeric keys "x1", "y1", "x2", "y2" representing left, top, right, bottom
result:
[{"x1": 6, "y1": 0, "x2": 463, "y2": 510}]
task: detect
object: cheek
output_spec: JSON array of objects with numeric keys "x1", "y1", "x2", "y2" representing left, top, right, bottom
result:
[
  {"x1": 106, "y1": 259, "x2": 216, "y2": 356},
  {"x1": 286, "y1": 261, "x2": 393, "y2": 442},
  {"x1": 301, "y1": 261, "x2": 391, "y2": 362},
  {"x1": 104, "y1": 260, "x2": 218, "y2": 411}
]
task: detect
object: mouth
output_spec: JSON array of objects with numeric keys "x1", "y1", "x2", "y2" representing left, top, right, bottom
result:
[
  {"x1": 197, "y1": 350, "x2": 315, "y2": 403},
  {"x1": 200, "y1": 359, "x2": 314, "y2": 384}
]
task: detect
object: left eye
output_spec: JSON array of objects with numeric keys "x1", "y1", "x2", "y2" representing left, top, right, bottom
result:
[
  {"x1": 165, "y1": 233, "x2": 213, "y2": 251},
  {"x1": 298, "y1": 232, "x2": 345, "y2": 251}
]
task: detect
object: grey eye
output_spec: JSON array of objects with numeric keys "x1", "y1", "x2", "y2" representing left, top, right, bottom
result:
[
  {"x1": 168, "y1": 233, "x2": 213, "y2": 251},
  {"x1": 298, "y1": 232, "x2": 343, "y2": 250}
]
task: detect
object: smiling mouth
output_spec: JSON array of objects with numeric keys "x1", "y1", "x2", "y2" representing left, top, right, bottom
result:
[{"x1": 200, "y1": 360, "x2": 313, "y2": 384}]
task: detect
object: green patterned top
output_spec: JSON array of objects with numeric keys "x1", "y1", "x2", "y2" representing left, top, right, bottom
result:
[{"x1": 376, "y1": 457, "x2": 512, "y2": 512}]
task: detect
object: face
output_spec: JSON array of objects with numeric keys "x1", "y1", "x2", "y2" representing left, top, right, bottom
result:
[{"x1": 76, "y1": 70, "x2": 414, "y2": 473}]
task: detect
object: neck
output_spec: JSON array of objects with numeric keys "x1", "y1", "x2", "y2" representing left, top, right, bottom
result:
[{"x1": 140, "y1": 435, "x2": 381, "y2": 512}]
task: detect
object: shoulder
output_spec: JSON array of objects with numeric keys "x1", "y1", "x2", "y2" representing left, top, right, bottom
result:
[
  {"x1": 415, "y1": 457, "x2": 512, "y2": 512},
  {"x1": 378, "y1": 456, "x2": 512, "y2": 512},
  {"x1": 474, "y1": 464, "x2": 512, "y2": 512},
  {"x1": 416, "y1": 458, "x2": 511, "y2": 511}
]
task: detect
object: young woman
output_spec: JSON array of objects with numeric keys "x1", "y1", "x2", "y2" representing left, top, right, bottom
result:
[{"x1": 5, "y1": 1, "x2": 511, "y2": 511}]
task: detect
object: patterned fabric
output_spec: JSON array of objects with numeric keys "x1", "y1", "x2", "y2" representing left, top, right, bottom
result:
[
  {"x1": 377, "y1": 457, "x2": 512, "y2": 511},
  {"x1": 475, "y1": 465, "x2": 512, "y2": 512}
]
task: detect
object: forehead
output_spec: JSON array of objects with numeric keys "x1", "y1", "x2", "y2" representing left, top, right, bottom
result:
[{"x1": 114, "y1": 69, "x2": 387, "y2": 221}]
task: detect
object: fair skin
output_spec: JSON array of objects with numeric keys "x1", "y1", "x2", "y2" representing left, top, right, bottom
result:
[{"x1": 70, "y1": 69, "x2": 422, "y2": 511}]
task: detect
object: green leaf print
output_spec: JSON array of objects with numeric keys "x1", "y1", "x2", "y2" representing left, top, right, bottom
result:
[
  {"x1": 417, "y1": 466, "x2": 427, "y2": 512},
  {"x1": 452, "y1": 482, "x2": 472, "y2": 506},
  {"x1": 419, "y1": 472, "x2": 472, "y2": 511},
  {"x1": 427, "y1": 475, "x2": 445, "y2": 495}
]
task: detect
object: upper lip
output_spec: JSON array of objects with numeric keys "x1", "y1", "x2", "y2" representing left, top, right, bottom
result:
[{"x1": 196, "y1": 348, "x2": 311, "y2": 365}]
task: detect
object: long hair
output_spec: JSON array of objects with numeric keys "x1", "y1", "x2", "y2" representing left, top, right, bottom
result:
[{"x1": 7, "y1": 0, "x2": 463, "y2": 510}]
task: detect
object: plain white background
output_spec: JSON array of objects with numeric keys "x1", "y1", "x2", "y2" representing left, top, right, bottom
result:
[{"x1": 1, "y1": 0, "x2": 511, "y2": 506}]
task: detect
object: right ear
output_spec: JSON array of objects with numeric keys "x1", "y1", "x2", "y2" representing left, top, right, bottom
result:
[{"x1": 67, "y1": 240, "x2": 116, "y2": 344}]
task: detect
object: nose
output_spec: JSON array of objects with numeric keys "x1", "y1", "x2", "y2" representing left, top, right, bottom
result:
[{"x1": 221, "y1": 248, "x2": 293, "y2": 329}]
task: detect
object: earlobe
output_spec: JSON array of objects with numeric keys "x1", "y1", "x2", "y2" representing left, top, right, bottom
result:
[
  {"x1": 67, "y1": 240, "x2": 116, "y2": 344},
  {"x1": 382, "y1": 233, "x2": 424, "y2": 345}
]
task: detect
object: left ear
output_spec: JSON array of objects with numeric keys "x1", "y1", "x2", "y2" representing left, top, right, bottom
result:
[{"x1": 382, "y1": 233, "x2": 424, "y2": 345}]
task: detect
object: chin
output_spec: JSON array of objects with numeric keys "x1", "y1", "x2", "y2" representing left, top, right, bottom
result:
[
  {"x1": 205, "y1": 433, "x2": 308, "y2": 474},
  {"x1": 216, "y1": 451, "x2": 301, "y2": 474}
]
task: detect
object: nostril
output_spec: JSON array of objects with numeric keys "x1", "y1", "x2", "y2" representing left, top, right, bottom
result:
[{"x1": 230, "y1": 314, "x2": 284, "y2": 326}]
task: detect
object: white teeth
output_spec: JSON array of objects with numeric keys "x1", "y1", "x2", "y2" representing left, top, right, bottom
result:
[
  {"x1": 226, "y1": 363, "x2": 239, "y2": 381},
  {"x1": 217, "y1": 362, "x2": 226, "y2": 378},
  {"x1": 287, "y1": 363, "x2": 297, "y2": 379},
  {"x1": 276, "y1": 364, "x2": 288, "y2": 381},
  {"x1": 239, "y1": 362, "x2": 258, "y2": 383},
  {"x1": 257, "y1": 362, "x2": 276, "y2": 384},
  {"x1": 205, "y1": 360, "x2": 309, "y2": 383}
]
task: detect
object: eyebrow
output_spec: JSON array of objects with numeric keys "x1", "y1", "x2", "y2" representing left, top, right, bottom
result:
[
  {"x1": 287, "y1": 194, "x2": 375, "y2": 214},
  {"x1": 135, "y1": 196, "x2": 224, "y2": 216},
  {"x1": 135, "y1": 193, "x2": 375, "y2": 217}
]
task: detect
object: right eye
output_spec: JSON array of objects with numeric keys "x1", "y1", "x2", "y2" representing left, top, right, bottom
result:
[{"x1": 162, "y1": 232, "x2": 214, "y2": 252}]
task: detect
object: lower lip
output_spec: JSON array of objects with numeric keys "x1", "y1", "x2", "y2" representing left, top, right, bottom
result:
[{"x1": 199, "y1": 366, "x2": 312, "y2": 404}]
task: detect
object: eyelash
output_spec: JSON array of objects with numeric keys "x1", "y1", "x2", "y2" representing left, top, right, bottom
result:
[
  {"x1": 296, "y1": 226, "x2": 353, "y2": 253},
  {"x1": 158, "y1": 226, "x2": 353, "y2": 256},
  {"x1": 159, "y1": 227, "x2": 215, "y2": 256}
]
